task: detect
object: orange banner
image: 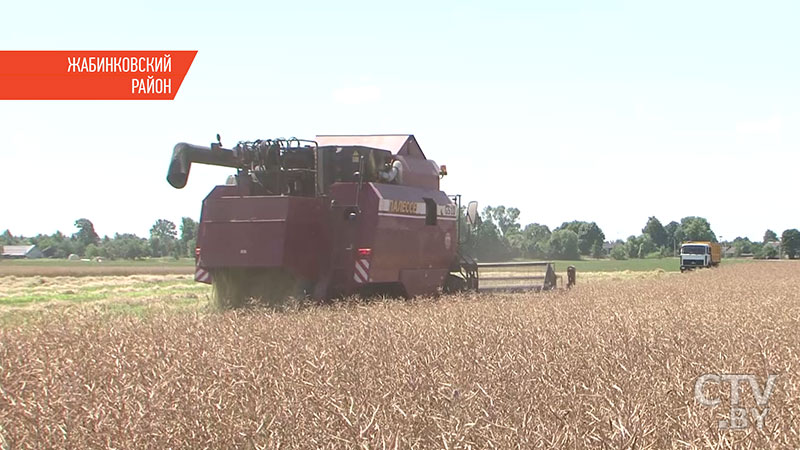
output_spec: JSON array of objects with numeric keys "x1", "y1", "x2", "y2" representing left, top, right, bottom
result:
[{"x1": 0, "y1": 51, "x2": 197, "y2": 100}]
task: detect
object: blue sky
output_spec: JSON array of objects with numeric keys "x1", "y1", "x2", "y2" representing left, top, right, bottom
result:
[{"x1": 2, "y1": 0, "x2": 798, "y2": 241}]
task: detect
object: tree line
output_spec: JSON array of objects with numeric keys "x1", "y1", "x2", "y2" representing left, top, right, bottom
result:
[
  {"x1": 460, "y1": 207, "x2": 800, "y2": 261},
  {"x1": 461, "y1": 206, "x2": 606, "y2": 261},
  {"x1": 617, "y1": 216, "x2": 800, "y2": 260},
  {"x1": 2, "y1": 210, "x2": 799, "y2": 261},
  {"x1": 461, "y1": 207, "x2": 721, "y2": 261},
  {"x1": 611, "y1": 216, "x2": 716, "y2": 260},
  {"x1": 0, "y1": 218, "x2": 198, "y2": 260}
]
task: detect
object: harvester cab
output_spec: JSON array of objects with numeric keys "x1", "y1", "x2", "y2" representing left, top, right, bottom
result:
[{"x1": 167, "y1": 134, "x2": 572, "y2": 308}]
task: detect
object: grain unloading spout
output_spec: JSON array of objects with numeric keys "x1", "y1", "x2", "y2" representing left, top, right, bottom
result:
[{"x1": 167, "y1": 142, "x2": 240, "y2": 189}]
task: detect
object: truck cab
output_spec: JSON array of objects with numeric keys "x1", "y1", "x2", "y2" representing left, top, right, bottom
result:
[{"x1": 680, "y1": 241, "x2": 721, "y2": 272}]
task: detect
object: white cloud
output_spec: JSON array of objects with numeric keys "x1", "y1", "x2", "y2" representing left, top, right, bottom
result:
[{"x1": 331, "y1": 85, "x2": 382, "y2": 105}]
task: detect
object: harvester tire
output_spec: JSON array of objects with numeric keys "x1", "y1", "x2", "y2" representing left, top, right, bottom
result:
[
  {"x1": 211, "y1": 269, "x2": 249, "y2": 310},
  {"x1": 443, "y1": 274, "x2": 467, "y2": 294}
]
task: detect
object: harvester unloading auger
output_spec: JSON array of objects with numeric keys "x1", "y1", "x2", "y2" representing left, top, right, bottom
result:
[{"x1": 167, "y1": 134, "x2": 575, "y2": 308}]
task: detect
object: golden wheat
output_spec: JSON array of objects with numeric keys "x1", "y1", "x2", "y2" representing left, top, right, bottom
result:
[{"x1": 0, "y1": 262, "x2": 798, "y2": 448}]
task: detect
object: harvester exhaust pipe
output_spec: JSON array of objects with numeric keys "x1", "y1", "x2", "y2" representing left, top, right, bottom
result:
[{"x1": 167, "y1": 142, "x2": 241, "y2": 189}]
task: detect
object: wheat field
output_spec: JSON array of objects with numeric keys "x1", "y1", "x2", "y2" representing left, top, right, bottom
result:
[{"x1": 0, "y1": 262, "x2": 798, "y2": 448}]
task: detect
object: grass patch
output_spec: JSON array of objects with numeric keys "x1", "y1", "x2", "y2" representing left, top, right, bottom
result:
[
  {"x1": 0, "y1": 257, "x2": 194, "y2": 267},
  {"x1": 0, "y1": 276, "x2": 207, "y2": 305},
  {"x1": 0, "y1": 258, "x2": 194, "y2": 277},
  {"x1": 0, "y1": 274, "x2": 211, "y2": 325}
]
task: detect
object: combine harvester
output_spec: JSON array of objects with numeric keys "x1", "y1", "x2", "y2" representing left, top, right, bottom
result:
[{"x1": 167, "y1": 134, "x2": 574, "y2": 307}]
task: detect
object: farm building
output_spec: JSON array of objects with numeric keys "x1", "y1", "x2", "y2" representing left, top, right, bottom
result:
[
  {"x1": 602, "y1": 241, "x2": 623, "y2": 256},
  {"x1": 1, "y1": 245, "x2": 44, "y2": 259}
]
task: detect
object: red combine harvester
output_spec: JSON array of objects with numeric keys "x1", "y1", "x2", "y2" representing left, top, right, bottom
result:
[{"x1": 167, "y1": 134, "x2": 573, "y2": 307}]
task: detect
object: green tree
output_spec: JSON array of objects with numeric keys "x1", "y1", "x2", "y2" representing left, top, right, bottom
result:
[
  {"x1": 754, "y1": 244, "x2": 779, "y2": 259},
  {"x1": 0, "y1": 229, "x2": 20, "y2": 245},
  {"x1": 30, "y1": 231, "x2": 73, "y2": 258},
  {"x1": 463, "y1": 205, "x2": 517, "y2": 261},
  {"x1": 625, "y1": 234, "x2": 657, "y2": 259},
  {"x1": 106, "y1": 233, "x2": 150, "y2": 260},
  {"x1": 642, "y1": 216, "x2": 668, "y2": 249},
  {"x1": 609, "y1": 244, "x2": 627, "y2": 260},
  {"x1": 556, "y1": 221, "x2": 605, "y2": 257},
  {"x1": 680, "y1": 217, "x2": 716, "y2": 242},
  {"x1": 547, "y1": 229, "x2": 579, "y2": 260},
  {"x1": 149, "y1": 219, "x2": 178, "y2": 257},
  {"x1": 730, "y1": 237, "x2": 754, "y2": 257},
  {"x1": 587, "y1": 225, "x2": 606, "y2": 258},
  {"x1": 482, "y1": 206, "x2": 521, "y2": 237},
  {"x1": 505, "y1": 233, "x2": 526, "y2": 259},
  {"x1": 473, "y1": 220, "x2": 511, "y2": 261},
  {"x1": 664, "y1": 221, "x2": 683, "y2": 253},
  {"x1": 624, "y1": 235, "x2": 638, "y2": 259},
  {"x1": 763, "y1": 229, "x2": 778, "y2": 243},
  {"x1": 179, "y1": 217, "x2": 199, "y2": 257},
  {"x1": 781, "y1": 229, "x2": 800, "y2": 259},
  {"x1": 73, "y1": 219, "x2": 100, "y2": 254},
  {"x1": 519, "y1": 223, "x2": 551, "y2": 259},
  {"x1": 637, "y1": 234, "x2": 656, "y2": 259},
  {"x1": 151, "y1": 219, "x2": 178, "y2": 240},
  {"x1": 84, "y1": 243, "x2": 106, "y2": 259}
]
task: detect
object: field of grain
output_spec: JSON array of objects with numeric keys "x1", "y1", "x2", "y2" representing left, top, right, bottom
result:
[
  {"x1": 0, "y1": 268, "x2": 663, "y2": 323},
  {"x1": 0, "y1": 262, "x2": 798, "y2": 448},
  {"x1": 0, "y1": 258, "x2": 194, "y2": 277},
  {"x1": 0, "y1": 274, "x2": 209, "y2": 326}
]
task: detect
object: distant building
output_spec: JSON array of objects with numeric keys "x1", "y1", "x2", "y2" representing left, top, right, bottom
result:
[
  {"x1": 1, "y1": 245, "x2": 44, "y2": 259},
  {"x1": 602, "y1": 241, "x2": 623, "y2": 256}
]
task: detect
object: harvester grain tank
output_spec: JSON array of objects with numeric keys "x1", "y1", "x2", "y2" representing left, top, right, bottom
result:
[
  {"x1": 679, "y1": 241, "x2": 721, "y2": 272},
  {"x1": 167, "y1": 134, "x2": 572, "y2": 307}
]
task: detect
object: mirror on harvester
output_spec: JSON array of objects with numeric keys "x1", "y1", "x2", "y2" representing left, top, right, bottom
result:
[{"x1": 466, "y1": 201, "x2": 480, "y2": 226}]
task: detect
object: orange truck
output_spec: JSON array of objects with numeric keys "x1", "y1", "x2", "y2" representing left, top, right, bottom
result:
[{"x1": 680, "y1": 241, "x2": 721, "y2": 272}]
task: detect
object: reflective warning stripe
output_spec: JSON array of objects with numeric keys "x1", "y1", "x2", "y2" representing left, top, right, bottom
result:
[
  {"x1": 353, "y1": 259, "x2": 370, "y2": 284},
  {"x1": 195, "y1": 266, "x2": 212, "y2": 284}
]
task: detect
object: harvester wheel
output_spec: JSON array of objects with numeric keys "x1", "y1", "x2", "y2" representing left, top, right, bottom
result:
[
  {"x1": 211, "y1": 269, "x2": 248, "y2": 309},
  {"x1": 443, "y1": 274, "x2": 467, "y2": 293},
  {"x1": 211, "y1": 268, "x2": 308, "y2": 310}
]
